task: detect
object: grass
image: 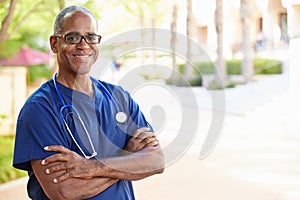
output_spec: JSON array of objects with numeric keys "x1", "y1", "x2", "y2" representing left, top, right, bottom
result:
[{"x1": 0, "y1": 135, "x2": 27, "y2": 184}]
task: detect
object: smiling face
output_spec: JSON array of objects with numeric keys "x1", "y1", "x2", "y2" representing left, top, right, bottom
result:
[{"x1": 50, "y1": 11, "x2": 99, "y2": 76}]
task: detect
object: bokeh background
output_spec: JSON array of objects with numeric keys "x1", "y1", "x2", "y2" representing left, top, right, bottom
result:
[{"x1": 1, "y1": 0, "x2": 300, "y2": 199}]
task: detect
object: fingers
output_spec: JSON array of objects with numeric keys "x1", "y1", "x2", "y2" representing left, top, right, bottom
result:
[
  {"x1": 132, "y1": 127, "x2": 157, "y2": 143},
  {"x1": 131, "y1": 127, "x2": 151, "y2": 138},
  {"x1": 124, "y1": 128, "x2": 159, "y2": 152},
  {"x1": 41, "y1": 153, "x2": 67, "y2": 166},
  {"x1": 53, "y1": 170, "x2": 72, "y2": 183},
  {"x1": 41, "y1": 145, "x2": 73, "y2": 165},
  {"x1": 141, "y1": 136, "x2": 159, "y2": 147},
  {"x1": 44, "y1": 145, "x2": 71, "y2": 153},
  {"x1": 45, "y1": 162, "x2": 70, "y2": 175},
  {"x1": 40, "y1": 145, "x2": 94, "y2": 183},
  {"x1": 136, "y1": 131, "x2": 159, "y2": 147}
]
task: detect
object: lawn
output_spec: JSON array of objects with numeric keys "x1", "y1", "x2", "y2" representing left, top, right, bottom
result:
[{"x1": 0, "y1": 135, "x2": 27, "y2": 184}]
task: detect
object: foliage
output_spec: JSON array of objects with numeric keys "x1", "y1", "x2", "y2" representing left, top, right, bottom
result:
[
  {"x1": 29, "y1": 64, "x2": 52, "y2": 83},
  {"x1": 0, "y1": 135, "x2": 27, "y2": 184},
  {"x1": 253, "y1": 58, "x2": 282, "y2": 74},
  {"x1": 0, "y1": 0, "x2": 102, "y2": 59},
  {"x1": 177, "y1": 58, "x2": 282, "y2": 86},
  {"x1": 180, "y1": 58, "x2": 282, "y2": 75},
  {"x1": 123, "y1": 0, "x2": 168, "y2": 25},
  {"x1": 227, "y1": 59, "x2": 242, "y2": 74}
]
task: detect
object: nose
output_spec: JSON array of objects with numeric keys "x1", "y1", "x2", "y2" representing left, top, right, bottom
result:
[{"x1": 76, "y1": 37, "x2": 90, "y2": 49}]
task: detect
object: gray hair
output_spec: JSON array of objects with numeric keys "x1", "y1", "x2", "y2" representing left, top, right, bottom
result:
[{"x1": 53, "y1": 5, "x2": 98, "y2": 34}]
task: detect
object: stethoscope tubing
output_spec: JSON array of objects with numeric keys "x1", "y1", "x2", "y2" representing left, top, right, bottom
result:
[{"x1": 53, "y1": 72, "x2": 117, "y2": 109}]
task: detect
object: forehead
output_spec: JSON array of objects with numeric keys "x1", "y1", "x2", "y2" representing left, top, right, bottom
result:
[{"x1": 61, "y1": 11, "x2": 98, "y2": 33}]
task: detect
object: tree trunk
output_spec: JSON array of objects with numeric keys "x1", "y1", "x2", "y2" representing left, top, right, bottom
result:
[
  {"x1": 240, "y1": 0, "x2": 254, "y2": 82},
  {"x1": 167, "y1": 2, "x2": 179, "y2": 83},
  {"x1": 183, "y1": 0, "x2": 193, "y2": 83},
  {"x1": 139, "y1": 12, "x2": 145, "y2": 66},
  {"x1": 215, "y1": 0, "x2": 226, "y2": 88},
  {"x1": 0, "y1": 0, "x2": 18, "y2": 43},
  {"x1": 0, "y1": 0, "x2": 45, "y2": 43},
  {"x1": 151, "y1": 18, "x2": 156, "y2": 66}
]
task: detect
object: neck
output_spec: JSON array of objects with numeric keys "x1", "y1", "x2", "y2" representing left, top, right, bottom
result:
[{"x1": 56, "y1": 72, "x2": 94, "y2": 97}]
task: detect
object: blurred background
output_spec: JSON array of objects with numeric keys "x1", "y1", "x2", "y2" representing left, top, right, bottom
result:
[{"x1": 1, "y1": 0, "x2": 300, "y2": 199}]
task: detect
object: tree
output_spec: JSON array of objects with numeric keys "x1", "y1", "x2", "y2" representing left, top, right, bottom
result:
[
  {"x1": 0, "y1": 0, "x2": 101, "y2": 57},
  {"x1": 183, "y1": 0, "x2": 193, "y2": 83},
  {"x1": 240, "y1": 0, "x2": 254, "y2": 82},
  {"x1": 122, "y1": 0, "x2": 168, "y2": 66},
  {"x1": 167, "y1": 1, "x2": 180, "y2": 83},
  {"x1": 0, "y1": 0, "x2": 18, "y2": 43},
  {"x1": 214, "y1": 0, "x2": 227, "y2": 88},
  {"x1": 0, "y1": 0, "x2": 55, "y2": 58},
  {"x1": 0, "y1": 0, "x2": 46, "y2": 43},
  {"x1": 57, "y1": 0, "x2": 65, "y2": 10}
]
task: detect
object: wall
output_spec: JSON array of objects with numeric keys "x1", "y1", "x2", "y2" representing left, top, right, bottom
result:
[{"x1": 0, "y1": 67, "x2": 27, "y2": 135}]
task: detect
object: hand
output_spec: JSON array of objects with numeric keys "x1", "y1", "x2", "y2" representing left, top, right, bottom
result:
[
  {"x1": 124, "y1": 127, "x2": 159, "y2": 153},
  {"x1": 41, "y1": 145, "x2": 97, "y2": 183}
]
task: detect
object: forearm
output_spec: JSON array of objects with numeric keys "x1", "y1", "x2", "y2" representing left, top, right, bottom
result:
[
  {"x1": 31, "y1": 160, "x2": 118, "y2": 200},
  {"x1": 93, "y1": 146, "x2": 165, "y2": 180},
  {"x1": 42, "y1": 130, "x2": 165, "y2": 184},
  {"x1": 57, "y1": 177, "x2": 118, "y2": 200}
]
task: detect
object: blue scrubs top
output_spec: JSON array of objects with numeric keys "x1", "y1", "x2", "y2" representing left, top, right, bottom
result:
[{"x1": 13, "y1": 77, "x2": 151, "y2": 200}]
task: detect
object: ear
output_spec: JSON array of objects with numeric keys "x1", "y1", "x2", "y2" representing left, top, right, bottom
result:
[{"x1": 50, "y1": 35, "x2": 58, "y2": 53}]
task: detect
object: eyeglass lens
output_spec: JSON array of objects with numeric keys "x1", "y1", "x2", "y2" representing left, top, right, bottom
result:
[{"x1": 65, "y1": 34, "x2": 101, "y2": 44}]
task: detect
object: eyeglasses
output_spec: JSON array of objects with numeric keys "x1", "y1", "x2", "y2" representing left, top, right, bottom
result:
[{"x1": 55, "y1": 33, "x2": 102, "y2": 44}]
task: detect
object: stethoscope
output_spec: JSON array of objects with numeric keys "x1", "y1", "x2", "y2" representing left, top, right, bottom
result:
[{"x1": 53, "y1": 72, "x2": 128, "y2": 159}]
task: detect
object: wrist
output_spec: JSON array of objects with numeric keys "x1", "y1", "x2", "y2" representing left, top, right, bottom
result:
[{"x1": 88, "y1": 158, "x2": 103, "y2": 177}]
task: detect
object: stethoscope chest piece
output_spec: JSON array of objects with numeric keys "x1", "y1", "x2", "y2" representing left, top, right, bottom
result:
[{"x1": 115, "y1": 111, "x2": 127, "y2": 123}]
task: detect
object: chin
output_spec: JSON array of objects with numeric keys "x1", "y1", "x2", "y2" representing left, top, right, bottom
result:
[{"x1": 75, "y1": 65, "x2": 92, "y2": 75}]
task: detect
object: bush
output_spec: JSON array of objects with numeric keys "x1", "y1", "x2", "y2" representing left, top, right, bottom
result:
[
  {"x1": 29, "y1": 64, "x2": 52, "y2": 83},
  {"x1": 227, "y1": 59, "x2": 242, "y2": 74},
  {"x1": 176, "y1": 58, "x2": 282, "y2": 86},
  {"x1": 253, "y1": 58, "x2": 282, "y2": 74},
  {"x1": 0, "y1": 136, "x2": 27, "y2": 184}
]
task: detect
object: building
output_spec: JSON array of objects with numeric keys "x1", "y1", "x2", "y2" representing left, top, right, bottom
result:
[{"x1": 191, "y1": 0, "x2": 289, "y2": 58}]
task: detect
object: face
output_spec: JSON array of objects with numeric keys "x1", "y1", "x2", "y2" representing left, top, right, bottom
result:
[{"x1": 50, "y1": 11, "x2": 99, "y2": 75}]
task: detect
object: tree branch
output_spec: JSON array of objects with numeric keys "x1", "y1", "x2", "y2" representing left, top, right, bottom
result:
[
  {"x1": 0, "y1": 0, "x2": 18, "y2": 42},
  {"x1": 10, "y1": 1, "x2": 44, "y2": 37}
]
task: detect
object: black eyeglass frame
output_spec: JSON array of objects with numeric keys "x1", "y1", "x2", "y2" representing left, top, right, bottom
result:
[{"x1": 54, "y1": 33, "x2": 102, "y2": 44}]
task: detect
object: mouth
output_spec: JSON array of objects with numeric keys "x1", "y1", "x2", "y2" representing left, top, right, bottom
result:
[{"x1": 73, "y1": 54, "x2": 91, "y2": 58}]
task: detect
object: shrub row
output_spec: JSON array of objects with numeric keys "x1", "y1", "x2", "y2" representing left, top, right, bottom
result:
[
  {"x1": 177, "y1": 58, "x2": 282, "y2": 86},
  {"x1": 179, "y1": 58, "x2": 282, "y2": 76}
]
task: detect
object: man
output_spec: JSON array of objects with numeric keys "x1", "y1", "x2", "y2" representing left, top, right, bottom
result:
[{"x1": 13, "y1": 5, "x2": 164, "y2": 200}]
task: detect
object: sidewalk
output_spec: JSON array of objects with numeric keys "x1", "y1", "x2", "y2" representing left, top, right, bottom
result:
[
  {"x1": 0, "y1": 177, "x2": 29, "y2": 200},
  {"x1": 135, "y1": 73, "x2": 300, "y2": 199},
  {"x1": 2, "y1": 74, "x2": 300, "y2": 199}
]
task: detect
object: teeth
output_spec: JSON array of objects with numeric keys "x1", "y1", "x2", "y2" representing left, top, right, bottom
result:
[{"x1": 75, "y1": 55, "x2": 89, "y2": 58}]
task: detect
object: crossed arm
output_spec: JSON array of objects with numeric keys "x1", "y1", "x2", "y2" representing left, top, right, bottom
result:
[{"x1": 31, "y1": 127, "x2": 165, "y2": 200}]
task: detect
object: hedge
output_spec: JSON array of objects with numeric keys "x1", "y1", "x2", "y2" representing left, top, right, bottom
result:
[
  {"x1": 179, "y1": 58, "x2": 282, "y2": 75},
  {"x1": 0, "y1": 136, "x2": 27, "y2": 184}
]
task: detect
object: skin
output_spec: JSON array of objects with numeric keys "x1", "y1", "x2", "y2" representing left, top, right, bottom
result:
[
  {"x1": 49, "y1": 11, "x2": 99, "y2": 96},
  {"x1": 31, "y1": 11, "x2": 164, "y2": 200}
]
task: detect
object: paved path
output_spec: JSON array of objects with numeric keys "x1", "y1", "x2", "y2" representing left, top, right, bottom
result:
[
  {"x1": 135, "y1": 73, "x2": 300, "y2": 200},
  {"x1": 0, "y1": 177, "x2": 29, "y2": 200},
  {"x1": 2, "y1": 74, "x2": 300, "y2": 199}
]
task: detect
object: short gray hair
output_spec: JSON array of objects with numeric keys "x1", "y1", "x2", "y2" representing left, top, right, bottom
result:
[{"x1": 53, "y1": 5, "x2": 98, "y2": 34}]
